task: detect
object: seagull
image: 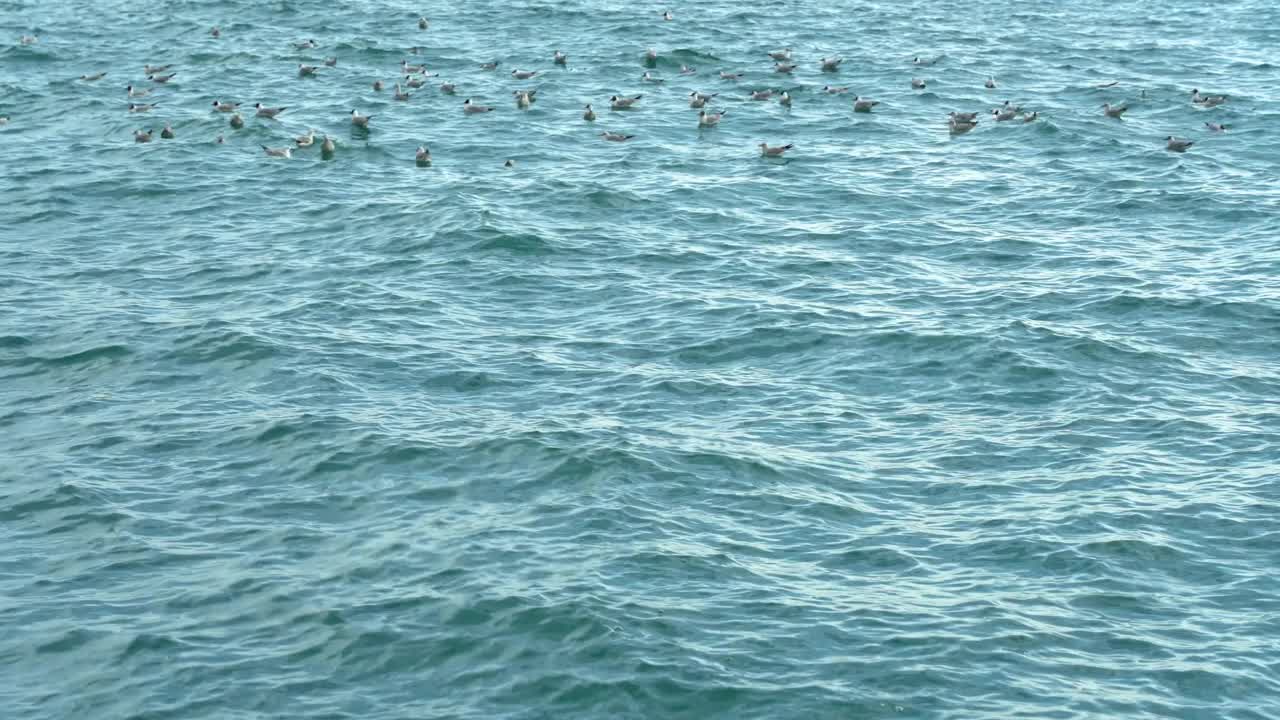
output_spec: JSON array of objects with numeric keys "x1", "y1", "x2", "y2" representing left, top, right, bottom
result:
[
  {"x1": 416, "y1": 145, "x2": 432, "y2": 165},
  {"x1": 1165, "y1": 136, "x2": 1194, "y2": 152},
  {"x1": 759, "y1": 142, "x2": 793, "y2": 157},
  {"x1": 210, "y1": 26, "x2": 220, "y2": 38},
  {"x1": 984, "y1": 76, "x2": 997, "y2": 89},
  {"x1": 149, "y1": 73, "x2": 178, "y2": 83},
  {"x1": 822, "y1": 85, "x2": 848, "y2": 94},
  {"x1": 554, "y1": 50, "x2": 567, "y2": 65},
  {"x1": 1023, "y1": 111, "x2": 1039, "y2": 122},
  {"x1": 775, "y1": 62, "x2": 797, "y2": 74},
  {"x1": 609, "y1": 94, "x2": 642, "y2": 109},
  {"x1": 128, "y1": 102, "x2": 159, "y2": 112},
  {"x1": 0, "y1": 116, "x2": 8, "y2": 125},
  {"x1": 719, "y1": 71, "x2": 744, "y2": 81},
  {"x1": 698, "y1": 109, "x2": 726, "y2": 127},
  {"x1": 1102, "y1": 102, "x2": 1127, "y2": 118},
  {"x1": 780, "y1": 91, "x2": 792, "y2": 107},
  {"x1": 323, "y1": 57, "x2": 337, "y2": 67},
  {"x1": 405, "y1": 75, "x2": 425, "y2": 88},
  {"x1": 913, "y1": 56, "x2": 937, "y2": 66},
  {"x1": 462, "y1": 98, "x2": 494, "y2": 113},
  {"x1": 293, "y1": 39, "x2": 318, "y2": 49},
  {"x1": 402, "y1": 61, "x2": 427, "y2": 74},
  {"x1": 298, "y1": 64, "x2": 321, "y2": 77},
  {"x1": 750, "y1": 89, "x2": 773, "y2": 100},
  {"x1": 143, "y1": 64, "x2": 171, "y2": 74},
  {"x1": 295, "y1": 129, "x2": 316, "y2": 147},
  {"x1": 642, "y1": 71, "x2": 664, "y2": 83},
  {"x1": 663, "y1": 10, "x2": 673, "y2": 20},
  {"x1": 261, "y1": 145, "x2": 292, "y2": 158},
  {"x1": 418, "y1": 17, "x2": 429, "y2": 30},
  {"x1": 229, "y1": 113, "x2": 244, "y2": 129},
  {"x1": 583, "y1": 104, "x2": 597, "y2": 121},
  {"x1": 393, "y1": 83, "x2": 410, "y2": 100},
  {"x1": 373, "y1": 80, "x2": 384, "y2": 91},
  {"x1": 254, "y1": 103, "x2": 286, "y2": 118},
  {"x1": 211, "y1": 100, "x2": 240, "y2": 112},
  {"x1": 949, "y1": 111, "x2": 979, "y2": 123},
  {"x1": 992, "y1": 106, "x2": 1018, "y2": 121},
  {"x1": 820, "y1": 56, "x2": 842, "y2": 72},
  {"x1": 134, "y1": 128, "x2": 152, "y2": 143},
  {"x1": 767, "y1": 48, "x2": 792, "y2": 61},
  {"x1": 600, "y1": 131, "x2": 635, "y2": 142},
  {"x1": 160, "y1": 124, "x2": 175, "y2": 139},
  {"x1": 480, "y1": 61, "x2": 499, "y2": 71},
  {"x1": 1204, "y1": 121, "x2": 1228, "y2": 132},
  {"x1": 439, "y1": 80, "x2": 456, "y2": 94},
  {"x1": 949, "y1": 117, "x2": 978, "y2": 134},
  {"x1": 126, "y1": 85, "x2": 150, "y2": 97},
  {"x1": 350, "y1": 109, "x2": 373, "y2": 126},
  {"x1": 680, "y1": 65, "x2": 697, "y2": 75},
  {"x1": 645, "y1": 48, "x2": 658, "y2": 62},
  {"x1": 1002, "y1": 100, "x2": 1022, "y2": 113},
  {"x1": 912, "y1": 78, "x2": 927, "y2": 89},
  {"x1": 19, "y1": 35, "x2": 37, "y2": 45},
  {"x1": 1191, "y1": 89, "x2": 1227, "y2": 105},
  {"x1": 514, "y1": 90, "x2": 533, "y2": 109},
  {"x1": 80, "y1": 72, "x2": 107, "y2": 81},
  {"x1": 511, "y1": 69, "x2": 538, "y2": 80},
  {"x1": 215, "y1": 135, "x2": 224, "y2": 144},
  {"x1": 321, "y1": 135, "x2": 336, "y2": 155},
  {"x1": 853, "y1": 96, "x2": 879, "y2": 112}
]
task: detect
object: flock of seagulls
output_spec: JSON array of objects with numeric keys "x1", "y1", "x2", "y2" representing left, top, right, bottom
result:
[{"x1": 7, "y1": 11, "x2": 1232, "y2": 162}]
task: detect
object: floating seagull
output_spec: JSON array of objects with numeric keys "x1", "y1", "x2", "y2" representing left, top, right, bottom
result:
[
  {"x1": 1204, "y1": 121, "x2": 1228, "y2": 132},
  {"x1": 254, "y1": 103, "x2": 286, "y2": 118},
  {"x1": 134, "y1": 128, "x2": 152, "y2": 143},
  {"x1": 698, "y1": 109, "x2": 726, "y2": 127},
  {"x1": 80, "y1": 72, "x2": 107, "y2": 81},
  {"x1": 554, "y1": 50, "x2": 567, "y2": 65},
  {"x1": 321, "y1": 135, "x2": 335, "y2": 156},
  {"x1": 479, "y1": 61, "x2": 499, "y2": 71},
  {"x1": 126, "y1": 85, "x2": 150, "y2": 97},
  {"x1": 913, "y1": 56, "x2": 938, "y2": 66},
  {"x1": 298, "y1": 64, "x2": 321, "y2": 77},
  {"x1": 985, "y1": 76, "x2": 997, "y2": 89},
  {"x1": 511, "y1": 69, "x2": 538, "y2": 80},
  {"x1": 688, "y1": 91, "x2": 716, "y2": 108},
  {"x1": 293, "y1": 39, "x2": 318, "y2": 49},
  {"x1": 1165, "y1": 135, "x2": 1194, "y2": 152},
  {"x1": 775, "y1": 62, "x2": 797, "y2": 74},
  {"x1": 295, "y1": 129, "x2": 316, "y2": 147},
  {"x1": 393, "y1": 83, "x2": 410, "y2": 101},
  {"x1": 759, "y1": 142, "x2": 793, "y2": 157},
  {"x1": 992, "y1": 106, "x2": 1017, "y2": 121},
  {"x1": 912, "y1": 78, "x2": 927, "y2": 89},
  {"x1": 323, "y1": 57, "x2": 337, "y2": 67},
  {"x1": 211, "y1": 100, "x2": 239, "y2": 112},
  {"x1": 215, "y1": 135, "x2": 224, "y2": 143},
  {"x1": 160, "y1": 124, "x2": 175, "y2": 139},
  {"x1": 143, "y1": 64, "x2": 171, "y2": 74},
  {"x1": 853, "y1": 96, "x2": 879, "y2": 112},
  {"x1": 767, "y1": 48, "x2": 792, "y2": 61},
  {"x1": 416, "y1": 145, "x2": 432, "y2": 166},
  {"x1": 418, "y1": 17, "x2": 429, "y2": 30},
  {"x1": 149, "y1": 73, "x2": 178, "y2": 83},
  {"x1": 820, "y1": 56, "x2": 842, "y2": 72},
  {"x1": 610, "y1": 94, "x2": 642, "y2": 109},
  {"x1": 949, "y1": 117, "x2": 978, "y2": 134},
  {"x1": 261, "y1": 144, "x2": 292, "y2": 158},
  {"x1": 514, "y1": 90, "x2": 533, "y2": 109},
  {"x1": 949, "y1": 111, "x2": 979, "y2": 123},
  {"x1": 462, "y1": 98, "x2": 494, "y2": 114},
  {"x1": 719, "y1": 71, "x2": 744, "y2": 81},
  {"x1": 211, "y1": 26, "x2": 220, "y2": 38},
  {"x1": 822, "y1": 85, "x2": 848, "y2": 94},
  {"x1": 1001, "y1": 100, "x2": 1022, "y2": 113},
  {"x1": 350, "y1": 109, "x2": 373, "y2": 125},
  {"x1": 229, "y1": 113, "x2": 244, "y2": 129},
  {"x1": 663, "y1": 10, "x2": 673, "y2": 20},
  {"x1": 1102, "y1": 102, "x2": 1127, "y2": 118},
  {"x1": 373, "y1": 80, "x2": 384, "y2": 91},
  {"x1": 583, "y1": 104, "x2": 597, "y2": 121},
  {"x1": 439, "y1": 80, "x2": 456, "y2": 94},
  {"x1": 645, "y1": 48, "x2": 658, "y2": 62},
  {"x1": 600, "y1": 131, "x2": 635, "y2": 142},
  {"x1": 128, "y1": 102, "x2": 158, "y2": 112},
  {"x1": 402, "y1": 61, "x2": 427, "y2": 74},
  {"x1": 0, "y1": 116, "x2": 8, "y2": 125},
  {"x1": 1023, "y1": 111, "x2": 1039, "y2": 122},
  {"x1": 405, "y1": 75, "x2": 425, "y2": 88},
  {"x1": 691, "y1": 91, "x2": 717, "y2": 101},
  {"x1": 1191, "y1": 89, "x2": 1226, "y2": 105},
  {"x1": 680, "y1": 65, "x2": 697, "y2": 75},
  {"x1": 750, "y1": 89, "x2": 773, "y2": 100},
  {"x1": 642, "y1": 71, "x2": 664, "y2": 83},
  {"x1": 780, "y1": 91, "x2": 792, "y2": 106},
  {"x1": 19, "y1": 35, "x2": 37, "y2": 45}
]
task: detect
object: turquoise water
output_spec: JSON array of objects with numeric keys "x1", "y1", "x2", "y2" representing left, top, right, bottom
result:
[{"x1": 3, "y1": 0, "x2": 1280, "y2": 717}]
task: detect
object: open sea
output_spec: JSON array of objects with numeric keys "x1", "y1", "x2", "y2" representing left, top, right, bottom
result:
[{"x1": 3, "y1": 0, "x2": 1280, "y2": 717}]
